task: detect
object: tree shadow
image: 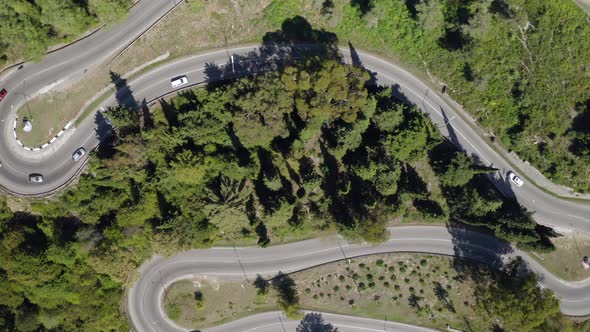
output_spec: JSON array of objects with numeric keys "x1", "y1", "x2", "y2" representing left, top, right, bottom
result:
[
  {"x1": 109, "y1": 71, "x2": 138, "y2": 110},
  {"x1": 159, "y1": 99, "x2": 179, "y2": 127},
  {"x1": 399, "y1": 164, "x2": 428, "y2": 195},
  {"x1": 320, "y1": 0, "x2": 335, "y2": 16},
  {"x1": 93, "y1": 109, "x2": 114, "y2": 145},
  {"x1": 441, "y1": 108, "x2": 460, "y2": 148},
  {"x1": 390, "y1": 83, "x2": 415, "y2": 108},
  {"x1": 350, "y1": 0, "x2": 374, "y2": 16},
  {"x1": 447, "y1": 221, "x2": 513, "y2": 283},
  {"x1": 347, "y1": 41, "x2": 377, "y2": 86},
  {"x1": 297, "y1": 312, "x2": 339, "y2": 332},
  {"x1": 438, "y1": 27, "x2": 471, "y2": 51},
  {"x1": 568, "y1": 100, "x2": 590, "y2": 157},
  {"x1": 404, "y1": 0, "x2": 420, "y2": 20},
  {"x1": 253, "y1": 274, "x2": 269, "y2": 295},
  {"x1": 270, "y1": 271, "x2": 299, "y2": 308},
  {"x1": 204, "y1": 16, "x2": 340, "y2": 87},
  {"x1": 52, "y1": 216, "x2": 83, "y2": 246},
  {"x1": 489, "y1": 0, "x2": 514, "y2": 19},
  {"x1": 140, "y1": 98, "x2": 154, "y2": 131}
]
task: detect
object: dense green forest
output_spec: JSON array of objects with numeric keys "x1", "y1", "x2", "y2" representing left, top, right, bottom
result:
[
  {"x1": 266, "y1": 0, "x2": 590, "y2": 191},
  {"x1": 0, "y1": 0, "x2": 130, "y2": 65},
  {"x1": 0, "y1": 30, "x2": 558, "y2": 328}
]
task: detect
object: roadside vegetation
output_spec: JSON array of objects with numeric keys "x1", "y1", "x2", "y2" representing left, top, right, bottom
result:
[
  {"x1": 0, "y1": 5, "x2": 586, "y2": 331},
  {"x1": 15, "y1": 0, "x2": 590, "y2": 192},
  {"x1": 0, "y1": 26, "x2": 556, "y2": 330},
  {"x1": 164, "y1": 254, "x2": 576, "y2": 332},
  {"x1": 0, "y1": 0, "x2": 131, "y2": 66},
  {"x1": 16, "y1": 0, "x2": 590, "y2": 193}
]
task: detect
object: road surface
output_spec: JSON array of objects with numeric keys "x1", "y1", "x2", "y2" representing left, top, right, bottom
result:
[
  {"x1": 1, "y1": 2, "x2": 590, "y2": 331},
  {"x1": 128, "y1": 226, "x2": 590, "y2": 332},
  {"x1": 0, "y1": 0, "x2": 178, "y2": 195},
  {"x1": 2, "y1": 42, "x2": 590, "y2": 232}
]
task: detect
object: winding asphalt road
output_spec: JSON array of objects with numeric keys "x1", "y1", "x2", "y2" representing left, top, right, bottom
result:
[
  {"x1": 2, "y1": 38, "x2": 590, "y2": 232},
  {"x1": 129, "y1": 226, "x2": 590, "y2": 332},
  {"x1": 0, "y1": 0, "x2": 178, "y2": 195},
  {"x1": 1, "y1": 1, "x2": 590, "y2": 331}
]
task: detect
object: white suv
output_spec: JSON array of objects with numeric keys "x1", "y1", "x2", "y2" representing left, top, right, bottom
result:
[
  {"x1": 508, "y1": 171, "x2": 524, "y2": 187},
  {"x1": 171, "y1": 75, "x2": 188, "y2": 88}
]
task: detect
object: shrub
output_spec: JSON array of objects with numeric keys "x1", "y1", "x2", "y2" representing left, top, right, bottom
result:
[
  {"x1": 376, "y1": 259, "x2": 384, "y2": 266},
  {"x1": 383, "y1": 281, "x2": 390, "y2": 287},
  {"x1": 333, "y1": 285, "x2": 339, "y2": 292},
  {"x1": 420, "y1": 259, "x2": 427, "y2": 266},
  {"x1": 388, "y1": 266, "x2": 395, "y2": 272}
]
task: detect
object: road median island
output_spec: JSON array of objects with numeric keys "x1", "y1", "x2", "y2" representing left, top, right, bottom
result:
[{"x1": 162, "y1": 254, "x2": 489, "y2": 331}]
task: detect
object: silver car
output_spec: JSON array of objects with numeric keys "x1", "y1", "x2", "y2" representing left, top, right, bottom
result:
[
  {"x1": 508, "y1": 171, "x2": 524, "y2": 187},
  {"x1": 72, "y1": 147, "x2": 86, "y2": 161},
  {"x1": 29, "y1": 174, "x2": 43, "y2": 183}
]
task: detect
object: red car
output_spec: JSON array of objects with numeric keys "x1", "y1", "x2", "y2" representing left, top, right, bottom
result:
[{"x1": 0, "y1": 89, "x2": 7, "y2": 101}]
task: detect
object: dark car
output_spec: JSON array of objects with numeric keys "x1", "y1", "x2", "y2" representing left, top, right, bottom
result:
[{"x1": 0, "y1": 89, "x2": 7, "y2": 102}]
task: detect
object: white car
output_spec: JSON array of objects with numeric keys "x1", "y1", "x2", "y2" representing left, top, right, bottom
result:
[
  {"x1": 508, "y1": 171, "x2": 524, "y2": 187},
  {"x1": 72, "y1": 147, "x2": 86, "y2": 161},
  {"x1": 29, "y1": 174, "x2": 43, "y2": 183},
  {"x1": 171, "y1": 75, "x2": 188, "y2": 88}
]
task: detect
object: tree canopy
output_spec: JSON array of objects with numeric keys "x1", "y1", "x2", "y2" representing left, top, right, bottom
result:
[{"x1": 0, "y1": 0, "x2": 130, "y2": 65}]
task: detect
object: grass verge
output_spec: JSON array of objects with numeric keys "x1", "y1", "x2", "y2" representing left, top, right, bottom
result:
[{"x1": 528, "y1": 230, "x2": 590, "y2": 281}]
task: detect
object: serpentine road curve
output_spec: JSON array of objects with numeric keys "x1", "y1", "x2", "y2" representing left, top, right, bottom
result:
[
  {"x1": 0, "y1": 1, "x2": 590, "y2": 331},
  {"x1": 129, "y1": 226, "x2": 590, "y2": 332},
  {"x1": 2, "y1": 40, "x2": 590, "y2": 233}
]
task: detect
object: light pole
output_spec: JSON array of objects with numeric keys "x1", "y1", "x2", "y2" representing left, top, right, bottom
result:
[
  {"x1": 233, "y1": 245, "x2": 250, "y2": 283},
  {"x1": 157, "y1": 270, "x2": 173, "y2": 307}
]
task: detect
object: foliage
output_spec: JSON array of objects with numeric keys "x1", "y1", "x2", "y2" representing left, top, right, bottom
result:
[
  {"x1": 0, "y1": 0, "x2": 131, "y2": 63},
  {"x1": 0, "y1": 209, "x2": 126, "y2": 331},
  {"x1": 476, "y1": 258, "x2": 561, "y2": 331},
  {"x1": 0, "y1": 16, "x2": 565, "y2": 327},
  {"x1": 271, "y1": 272, "x2": 300, "y2": 318}
]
